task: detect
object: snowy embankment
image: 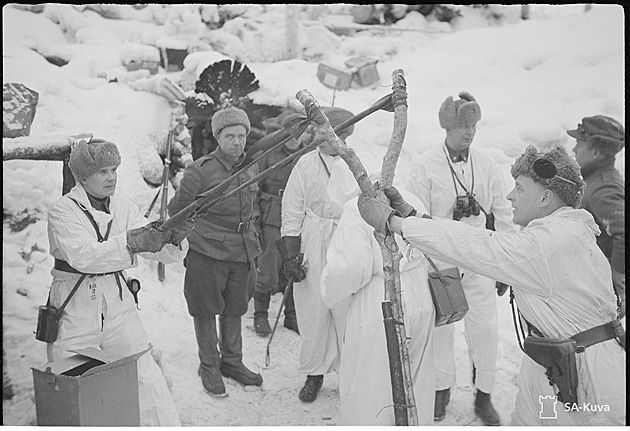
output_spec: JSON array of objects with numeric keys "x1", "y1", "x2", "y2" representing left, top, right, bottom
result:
[{"x1": 2, "y1": 4, "x2": 624, "y2": 426}]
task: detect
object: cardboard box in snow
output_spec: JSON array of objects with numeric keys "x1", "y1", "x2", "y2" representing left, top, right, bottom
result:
[
  {"x1": 317, "y1": 63, "x2": 353, "y2": 91},
  {"x1": 32, "y1": 347, "x2": 149, "y2": 426},
  {"x1": 155, "y1": 37, "x2": 190, "y2": 72},
  {"x1": 344, "y1": 55, "x2": 380, "y2": 87},
  {"x1": 121, "y1": 43, "x2": 161, "y2": 75}
]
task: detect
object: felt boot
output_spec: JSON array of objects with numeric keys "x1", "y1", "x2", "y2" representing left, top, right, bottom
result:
[{"x1": 253, "y1": 292, "x2": 272, "y2": 336}]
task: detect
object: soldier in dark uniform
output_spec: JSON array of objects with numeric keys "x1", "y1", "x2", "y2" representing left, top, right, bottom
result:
[
  {"x1": 252, "y1": 112, "x2": 303, "y2": 336},
  {"x1": 168, "y1": 107, "x2": 263, "y2": 397},
  {"x1": 568, "y1": 115, "x2": 625, "y2": 318}
]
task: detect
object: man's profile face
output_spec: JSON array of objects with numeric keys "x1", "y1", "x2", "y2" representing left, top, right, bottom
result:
[
  {"x1": 446, "y1": 122, "x2": 477, "y2": 152},
  {"x1": 81, "y1": 165, "x2": 118, "y2": 199},
  {"x1": 506, "y1": 175, "x2": 545, "y2": 227},
  {"x1": 571, "y1": 138, "x2": 599, "y2": 169},
  {"x1": 217, "y1": 125, "x2": 247, "y2": 159}
]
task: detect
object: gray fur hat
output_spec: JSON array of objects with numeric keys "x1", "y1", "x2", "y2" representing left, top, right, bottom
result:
[
  {"x1": 438, "y1": 91, "x2": 481, "y2": 130},
  {"x1": 68, "y1": 138, "x2": 121, "y2": 182},
  {"x1": 511, "y1": 145, "x2": 585, "y2": 208},
  {"x1": 211, "y1": 106, "x2": 251, "y2": 139}
]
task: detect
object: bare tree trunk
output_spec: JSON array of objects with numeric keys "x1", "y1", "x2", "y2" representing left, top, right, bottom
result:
[
  {"x1": 295, "y1": 68, "x2": 418, "y2": 425},
  {"x1": 521, "y1": 5, "x2": 530, "y2": 20},
  {"x1": 285, "y1": 5, "x2": 299, "y2": 60}
]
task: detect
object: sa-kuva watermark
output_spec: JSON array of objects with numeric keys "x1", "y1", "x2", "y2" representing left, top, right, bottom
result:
[{"x1": 539, "y1": 395, "x2": 610, "y2": 419}]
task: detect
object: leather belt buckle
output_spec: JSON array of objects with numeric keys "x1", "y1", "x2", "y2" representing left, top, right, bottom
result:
[
  {"x1": 237, "y1": 221, "x2": 250, "y2": 233},
  {"x1": 278, "y1": 188, "x2": 284, "y2": 198}
]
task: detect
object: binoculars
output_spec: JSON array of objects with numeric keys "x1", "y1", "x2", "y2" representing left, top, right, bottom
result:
[{"x1": 453, "y1": 193, "x2": 481, "y2": 221}]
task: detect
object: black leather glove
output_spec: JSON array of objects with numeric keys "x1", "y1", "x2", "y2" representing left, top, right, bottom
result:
[
  {"x1": 165, "y1": 219, "x2": 194, "y2": 246},
  {"x1": 277, "y1": 236, "x2": 307, "y2": 282},
  {"x1": 383, "y1": 186, "x2": 416, "y2": 218},
  {"x1": 127, "y1": 222, "x2": 169, "y2": 254},
  {"x1": 496, "y1": 281, "x2": 510, "y2": 297}
]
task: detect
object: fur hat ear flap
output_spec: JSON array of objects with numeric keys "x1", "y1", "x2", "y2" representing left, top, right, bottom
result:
[
  {"x1": 457, "y1": 101, "x2": 481, "y2": 126},
  {"x1": 438, "y1": 96, "x2": 457, "y2": 129}
]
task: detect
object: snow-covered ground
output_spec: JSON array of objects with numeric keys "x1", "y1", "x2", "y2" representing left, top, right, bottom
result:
[{"x1": 2, "y1": 4, "x2": 624, "y2": 428}]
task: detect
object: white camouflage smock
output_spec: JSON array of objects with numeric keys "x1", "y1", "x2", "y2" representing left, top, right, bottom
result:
[
  {"x1": 322, "y1": 193, "x2": 435, "y2": 425},
  {"x1": 47, "y1": 183, "x2": 187, "y2": 426},
  {"x1": 399, "y1": 206, "x2": 625, "y2": 425},
  {"x1": 281, "y1": 148, "x2": 347, "y2": 375},
  {"x1": 408, "y1": 143, "x2": 515, "y2": 394}
]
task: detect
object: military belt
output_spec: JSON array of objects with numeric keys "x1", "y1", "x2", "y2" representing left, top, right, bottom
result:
[{"x1": 205, "y1": 215, "x2": 253, "y2": 233}]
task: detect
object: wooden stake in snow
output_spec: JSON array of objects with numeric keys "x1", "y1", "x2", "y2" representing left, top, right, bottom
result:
[
  {"x1": 285, "y1": 5, "x2": 299, "y2": 59},
  {"x1": 295, "y1": 69, "x2": 417, "y2": 425}
]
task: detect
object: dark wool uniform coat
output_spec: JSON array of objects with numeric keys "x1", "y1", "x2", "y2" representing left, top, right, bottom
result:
[
  {"x1": 168, "y1": 147, "x2": 261, "y2": 316},
  {"x1": 257, "y1": 145, "x2": 301, "y2": 228},
  {"x1": 579, "y1": 157, "x2": 625, "y2": 274}
]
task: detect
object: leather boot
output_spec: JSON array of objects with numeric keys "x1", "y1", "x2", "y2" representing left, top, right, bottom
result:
[
  {"x1": 253, "y1": 292, "x2": 272, "y2": 336},
  {"x1": 474, "y1": 390, "x2": 501, "y2": 426},
  {"x1": 193, "y1": 316, "x2": 226, "y2": 397},
  {"x1": 433, "y1": 388, "x2": 450, "y2": 421},
  {"x1": 298, "y1": 375, "x2": 323, "y2": 402},
  {"x1": 283, "y1": 313, "x2": 299, "y2": 334},
  {"x1": 219, "y1": 315, "x2": 263, "y2": 386}
]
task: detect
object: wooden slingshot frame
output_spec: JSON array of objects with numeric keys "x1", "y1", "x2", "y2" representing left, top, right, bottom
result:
[{"x1": 294, "y1": 69, "x2": 417, "y2": 425}]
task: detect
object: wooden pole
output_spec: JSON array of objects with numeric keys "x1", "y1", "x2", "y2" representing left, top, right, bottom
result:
[
  {"x1": 285, "y1": 5, "x2": 299, "y2": 59},
  {"x1": 3, "y1": 134, "x2": 78, "y2": 195},
  {"x1": 521, "y1": 5, "x2": 530, "y2": 20}
]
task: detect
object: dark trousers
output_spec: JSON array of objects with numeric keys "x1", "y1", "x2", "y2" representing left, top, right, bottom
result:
[
  {"x1": 253, "y1": 224, "x2": 295, "y2": 316},
  {"x1": 184, "y1": 250, "x2": 250, "y2": 317}
]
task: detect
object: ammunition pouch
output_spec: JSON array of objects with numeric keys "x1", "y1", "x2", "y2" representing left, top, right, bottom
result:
[
  {"x1": 35, "y1": 304, "x2": 61, "y2": 343},
  {"x1": 523, "y1": 336, "x2": 579, "y2": 405},
  {"x1": 258, "y1": 192, "x2": 282, "y2": 228},
  {"x1": 427, "y1": 265, "x2": 469, "y2": 327}
]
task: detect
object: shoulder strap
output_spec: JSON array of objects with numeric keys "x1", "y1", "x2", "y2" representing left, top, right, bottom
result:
[
  {"x1": 54, "y1": 274, "x2": 87, "y2": 321},
  {"x1": 68, "y1": 197, "x2": 113, "y2": 242}
]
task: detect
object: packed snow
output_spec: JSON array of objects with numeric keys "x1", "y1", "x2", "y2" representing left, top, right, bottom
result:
[{"x1": 2, "y1": 4, "x2": 624, "y2": 428}]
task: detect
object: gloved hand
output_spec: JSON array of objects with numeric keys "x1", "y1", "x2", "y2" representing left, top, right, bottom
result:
[
  {"x1": 612, "y1": 269, "x2": 625, "y2": 319},
  {"x1": 277, "y1": 236, "x2": 307, "y2": 282},
  {"x1": 496, "y1": 281, "x2": 510, "y2": 297},
  {"x1": 127, "y1": 222, "x2": 170, "y2": 254},
  {"x1": 357, "y1": 193, "x2": 395, "y2": 234},
  {"x1": 383, "y1": 186, "x2": 416, "y2": 218},
  {"x1": 165, "y1": 219, "x2": 194, "y2": 246},
  {"x1": 284, "y1": 254, "x2": 307, "y2": 282}
]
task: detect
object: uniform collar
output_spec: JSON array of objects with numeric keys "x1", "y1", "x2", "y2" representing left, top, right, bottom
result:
[
  {"x1": 444, "y1": 142, "x2": 469, "y2": 163},
  {"x1": 580, "y1": 156, "x2": 616, "y2": 179},
  {"x1": 214, "y1": 147, "x2": 245, "y2": 170},
  {"x1": 86, "y1": 193, "x2": 110, "y2": 213}
]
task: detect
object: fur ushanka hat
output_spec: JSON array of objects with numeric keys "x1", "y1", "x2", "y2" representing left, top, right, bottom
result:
[
  {"x1": 211, "y1": 106, "x2": 251, "y2": 139},
  {"x1": 438, "y1": 91, "x2": 481, "y2": 130},
  {"x1": 68, "y1": 138, "x2": 121, "y2": 182},
  {"x1": 511, "y1": 145, "x2": 585, "y2": 208}
]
